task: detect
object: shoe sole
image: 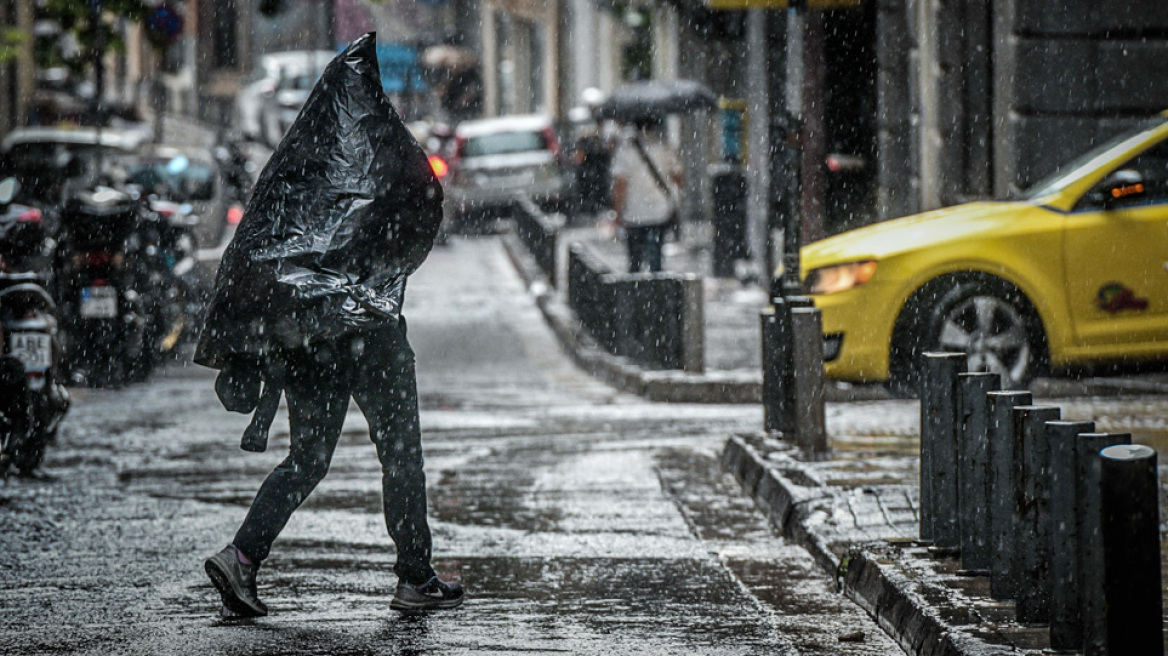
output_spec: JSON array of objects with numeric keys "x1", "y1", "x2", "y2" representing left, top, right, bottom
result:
[
  {"x1": 390, "y1": 595, "x2": 465, "y2": 611},
  {"x1": 205, "y1": 559, "x2": 267, "y2": 618}
]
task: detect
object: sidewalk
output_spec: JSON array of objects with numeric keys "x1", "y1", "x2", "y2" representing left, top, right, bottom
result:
[{"x1": 502, "y1": 218, "x2": 1168, "y2": 656}]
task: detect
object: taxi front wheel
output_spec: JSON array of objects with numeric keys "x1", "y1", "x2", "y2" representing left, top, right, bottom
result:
[{"x1": 889, "y1": 273, "x2": 1048, "y2": 396}]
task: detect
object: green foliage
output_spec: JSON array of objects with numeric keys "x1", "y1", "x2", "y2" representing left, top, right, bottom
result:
[
  {"x1": 39, "y1": 0, "x2": 152, "y2": 74},
  {"x1": 0, "y1": 28, "x2": 28, "y2": 65}
]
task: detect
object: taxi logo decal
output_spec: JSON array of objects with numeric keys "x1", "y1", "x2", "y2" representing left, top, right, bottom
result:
[{"x1": 1097, "y1": 282, "x2": 1149, "y2": 314}]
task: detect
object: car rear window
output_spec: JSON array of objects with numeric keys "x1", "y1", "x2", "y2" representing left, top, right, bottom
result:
[
  {"x1": 462, "y1": 131, "x2": 548, "y2": 158},
  {"x1": 127, "y1": 160, "x2": 217, "y2": 201},
  {"x1": 1, "y1": 143, "x2": 116, "y2": 205}
]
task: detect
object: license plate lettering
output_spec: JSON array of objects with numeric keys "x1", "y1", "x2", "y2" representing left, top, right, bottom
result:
[
  {"x1": 9, "y1": 332, "x2": 51, "y2": 372},
  {"x1": 80, "y1": 286, "x2": 118, "y2": 319}
]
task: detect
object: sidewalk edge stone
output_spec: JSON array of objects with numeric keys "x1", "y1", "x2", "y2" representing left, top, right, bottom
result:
[{"x1": 723, "y1": 434, "x2": 1018, "y2": 656}]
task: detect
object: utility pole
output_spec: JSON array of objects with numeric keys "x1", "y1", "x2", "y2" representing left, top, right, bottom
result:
[
  {"x1": 322, "y1": 0, "x2": 335, "y2": 51},
  {"x1": 90, "y1": 0, "x2": 105, "y2": 169},
  {"x1": 798, "y1": 8, "x2": 825, "y2": 245},
  {"x1": 778, "y1": 2, "x2": 826, "y2": 296}
]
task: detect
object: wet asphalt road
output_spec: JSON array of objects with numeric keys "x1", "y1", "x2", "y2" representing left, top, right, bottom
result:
[{"x1": 0, "y1": 238, "x2": 902, "y2": 655}]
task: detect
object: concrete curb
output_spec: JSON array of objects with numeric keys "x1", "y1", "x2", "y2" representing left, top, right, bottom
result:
[
  {"x1": 720, "y1": 435, "x2": 840, "y2": 573},
  {"x1": 842, "y1": 545, "x2": 1040, "y2": 656},
  {"x1": 721, "y1": 434, "x2": 1031, "y2": 656},
  {"x1": 501, "y1": 232, "x2": 762, "y2": 404}
]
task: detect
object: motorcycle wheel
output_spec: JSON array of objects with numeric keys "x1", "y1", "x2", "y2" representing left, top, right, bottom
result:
[{"x1": 11, "y1": 426, "x2": 51, "y2": 475}]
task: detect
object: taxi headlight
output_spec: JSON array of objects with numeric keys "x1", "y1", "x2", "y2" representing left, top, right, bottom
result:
[{"x1": 805, "y1": 260, "x2": 878, "y2": 295}]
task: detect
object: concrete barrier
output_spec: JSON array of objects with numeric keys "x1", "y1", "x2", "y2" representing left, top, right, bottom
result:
[{"x1": 566, "y1": 242, "x2": 703, "y2": 373}]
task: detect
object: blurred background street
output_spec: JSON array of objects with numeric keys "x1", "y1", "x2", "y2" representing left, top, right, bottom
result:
[{"x1": 4, "y1": 1, "x2": 1168, "y2": 654}]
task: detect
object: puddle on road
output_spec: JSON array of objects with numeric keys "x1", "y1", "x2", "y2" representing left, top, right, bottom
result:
[{"x1": 155, "y1": 548, "x2": 793, "y2": 655}]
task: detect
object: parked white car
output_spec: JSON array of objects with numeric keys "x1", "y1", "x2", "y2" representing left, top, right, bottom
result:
[
  {"x1": 0, "y1": 127, "x2": 150, "y2": 210},
  {"x1": 233, "y1": 50, "x2": 334, "y2": 144},
  {"x1": 446, "y1": 114, "x2": 565, "y2": 231}
]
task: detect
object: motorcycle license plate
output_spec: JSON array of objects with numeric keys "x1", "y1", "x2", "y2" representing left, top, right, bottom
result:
[
  {"x1": 9, "y1": 332, "x2": 51, "y2": 373},
  {"x1": 80, "y1": 286, "x2": 118, "y2": 318}
]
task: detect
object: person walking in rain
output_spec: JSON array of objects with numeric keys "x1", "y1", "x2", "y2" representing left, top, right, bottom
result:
[
  {"x1": 195, "y1": 34, "x2": 463, "y2": 617},
  {"x1": 610, "y1": 115, "x2": 683, "y2": 273}
]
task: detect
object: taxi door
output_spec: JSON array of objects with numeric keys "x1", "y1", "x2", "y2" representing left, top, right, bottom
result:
[{"x1": 1064, "y1": 141, "x2": 1168, "y2": 354}]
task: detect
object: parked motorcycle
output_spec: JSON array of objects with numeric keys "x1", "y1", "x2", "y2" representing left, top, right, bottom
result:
[
  {"x1": 134, "y1": 196, "x2": 200, "y2": 361},
  {"x1": 54, "y1": 186, "x2": 150, "y2": 386},
  {"x1": 213, "y1": 136, "x2": 255, "y2": 204},
  {"x1": 0, "y1": 177, "x2": 70, "y2": 476}
]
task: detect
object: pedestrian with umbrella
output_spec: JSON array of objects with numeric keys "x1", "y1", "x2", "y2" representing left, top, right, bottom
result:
[
  {"x1": 599, "y1": 79, "x2": 717, "y2": 273},
  {"x1": 610, "y1": 114, "x2": 683, "y2": 273},
  {"x1": 196, "y1": 33, "x2": 463, "y2": 618}
]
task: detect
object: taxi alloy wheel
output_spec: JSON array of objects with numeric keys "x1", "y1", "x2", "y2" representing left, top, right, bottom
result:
[
  {"x1": 890, "y1": 273, "x2": 1047, "y2": 395},
  {"x1": 923, "y1": 275, "x2": 1046, "y2": 390}
]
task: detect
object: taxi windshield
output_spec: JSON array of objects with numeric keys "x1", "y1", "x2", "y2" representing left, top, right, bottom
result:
[{"x1": 1019, "y1": 116, "x2": 1168, "y2": 200}]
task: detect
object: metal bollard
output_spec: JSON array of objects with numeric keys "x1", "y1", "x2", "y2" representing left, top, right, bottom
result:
[
  {"x1": 919, "y1": 352, "x2": 965, "y2": 546},
  {"x1": 1013, "y1": 405, "x2": 1060, "y2": 625},
  {"x1": 759, "y1": 307, "x2": 785, "y2": 434},
  {"x1": 986, "y1": 390, "x2": 1031, "y2": 600},
  {"x1": 1097, "y1": 444, "x2": 1163, "y2": 656},
  {"x1": 1045, "y1": 420, "x2": 1095, "y2": 652},
  {"x1": 790, "y1": 306, "x2": 828, "y2": 454},
  {"x1": 1078, "y1": 433, "x2": 1131, "y2": 656},
  {"x1": 760, "y1": 296, "x2": 812, "y2": 436},
  {"x1": 957, "y1": 372, "x2": 999, "y2": 573}
]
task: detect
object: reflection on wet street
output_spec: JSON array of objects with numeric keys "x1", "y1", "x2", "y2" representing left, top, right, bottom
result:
[{"x1": 0, "y1": 239, "x2": 901, "y2": 655}]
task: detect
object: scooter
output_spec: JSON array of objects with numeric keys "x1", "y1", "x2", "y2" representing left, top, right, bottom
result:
[
  {"x1": 54, "y1": 186, "x2": 150, "y2": 386},
  {"x1": 0, "y1": 178, "x2": 70, "y2": 476}
]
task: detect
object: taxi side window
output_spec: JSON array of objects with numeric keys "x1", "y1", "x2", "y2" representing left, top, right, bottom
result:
[{"x1": 1081, "y1": 141, "x2": 1168, "y2": 211}]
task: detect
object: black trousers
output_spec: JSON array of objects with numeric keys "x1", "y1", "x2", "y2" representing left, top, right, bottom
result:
[
  {"x1": 232, "y1": 319, "x2": 436, "y2": 584},
  {"x1": 625, "y1": 224, "x2": 665, "y2": 273}
]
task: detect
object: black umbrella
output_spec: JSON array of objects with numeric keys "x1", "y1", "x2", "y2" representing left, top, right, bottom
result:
[{"x1": 595, "y1": 79, "x2": 718, "y2": 121}]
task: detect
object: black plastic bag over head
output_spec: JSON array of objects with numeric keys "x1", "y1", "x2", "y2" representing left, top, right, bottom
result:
[{"x1": 195, "y1": 33, "x2": 442, "y2": 369}]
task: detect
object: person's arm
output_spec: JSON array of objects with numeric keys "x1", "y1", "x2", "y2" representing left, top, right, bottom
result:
[
  {"x1": 611, "y1": 174, "x2": 628, "y2": 226},
  {"x1": 667, "y1": 146, "x2": 684, "y2": 192}
]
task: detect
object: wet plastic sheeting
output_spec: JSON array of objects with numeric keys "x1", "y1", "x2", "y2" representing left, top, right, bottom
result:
[{"x1": 195, "y1": 33, "x2": 442, "y2": 369}]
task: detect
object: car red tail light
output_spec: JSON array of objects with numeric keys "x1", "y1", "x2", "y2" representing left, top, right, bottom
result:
[
  {"x1": 428, "y1": 155, "x2": 449, "y2": 179},
  {"x1": 84, "y1": 252, "x2": 113, "y2": 267},
  {"x1": 227, "y1": 205, "x2": 244, "y2": 225},
  {"x1": 542, "y1": 127, "x2": 560, "y2": 159},
  {"x1": 18, "y1": 208, "x2": 41, "y2": 223}
]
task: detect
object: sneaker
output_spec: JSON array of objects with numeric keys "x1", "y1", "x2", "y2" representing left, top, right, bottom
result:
[
  {"x1": 204, "y1": 545, "x2": 268, "y2": 618},
  {"x1": 390, "y1": 576, "x2": 465, "y2": 611}
]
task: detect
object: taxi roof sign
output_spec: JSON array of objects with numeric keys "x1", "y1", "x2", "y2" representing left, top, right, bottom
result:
[{"x1": 707, "y1": 0, "x2": 861, "y2": 10}]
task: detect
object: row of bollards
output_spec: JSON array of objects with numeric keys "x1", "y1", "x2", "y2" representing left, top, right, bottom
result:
[{"x1": 919, "y1": 352, "x2": 1163, "y2": 655}]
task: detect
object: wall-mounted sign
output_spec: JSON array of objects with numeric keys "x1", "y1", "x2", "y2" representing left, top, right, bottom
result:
[{"x1": 706, "y1": 0, "x2": 861, "y2": 11}]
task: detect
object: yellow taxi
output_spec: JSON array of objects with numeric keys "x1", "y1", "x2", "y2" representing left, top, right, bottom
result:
[{"x1": 800, "y1": 112, "x2": 1168, "y2": 392}]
